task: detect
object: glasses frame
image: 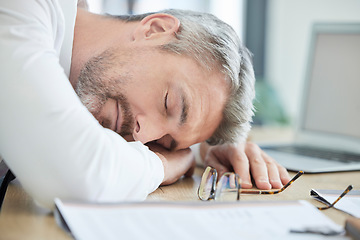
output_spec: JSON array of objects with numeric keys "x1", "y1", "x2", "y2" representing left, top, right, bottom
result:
[
  {"x1": 198, "y1": 167, "x2": 241, "y2": 201},
  {"x1": 312, "y1": 185, "x2": 353, "y2": 210},
  {"x1": 0, "y1": 169, "x2": 16, "y2": 211},
  {"x1": 240, "y1": 170, "x2": 304, "y2": 195},
  {"x1": 198, "y1": 166, "x2": 304, "y2": 201}
]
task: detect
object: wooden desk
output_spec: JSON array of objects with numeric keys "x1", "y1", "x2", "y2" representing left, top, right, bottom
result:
[
  {"x1": 0, "y1": 127, "x2": 359, "y2": 239},
  {"x1": 149, "y1": 168, "x2": 360, "y2": 226}
]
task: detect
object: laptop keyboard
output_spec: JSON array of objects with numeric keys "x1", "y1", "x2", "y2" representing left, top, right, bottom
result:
[{"x1": 263, "y1": 145, "x2": 360, "y2": 163}]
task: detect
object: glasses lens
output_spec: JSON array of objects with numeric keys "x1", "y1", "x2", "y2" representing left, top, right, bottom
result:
[
  {"x1": 215, "y1": 172, "x2": 241, "y2": 202},
  {"x1": 198, "y1": 167, "x2": 217, "y2": 201}
]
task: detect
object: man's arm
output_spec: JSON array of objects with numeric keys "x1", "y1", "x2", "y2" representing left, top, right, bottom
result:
[{"x1": 0, "y1": 0, "x2": 164, "y2": 209}]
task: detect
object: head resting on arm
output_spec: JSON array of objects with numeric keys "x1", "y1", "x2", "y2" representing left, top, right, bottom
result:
[{"x1": 113, "y1": 9, "x2": 256, "y2": 145}]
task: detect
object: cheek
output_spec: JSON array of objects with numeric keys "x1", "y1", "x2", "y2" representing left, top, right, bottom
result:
[{"x1": 126, "y1": 89, "x2": 159, "y2": 114}]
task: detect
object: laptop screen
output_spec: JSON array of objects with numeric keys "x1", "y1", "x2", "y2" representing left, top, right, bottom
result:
[{"x1": 301, "y1": 25, "x2": 360, "y2": 139}]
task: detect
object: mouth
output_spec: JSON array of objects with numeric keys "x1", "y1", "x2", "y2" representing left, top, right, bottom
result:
[{"x1": 115, "y1": 100, "x2": 123, "y2": 134}]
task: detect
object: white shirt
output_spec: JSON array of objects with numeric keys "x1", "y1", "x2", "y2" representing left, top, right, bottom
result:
[{"x1": 0, "y1": 0, "x2": 164, "y2": 209}]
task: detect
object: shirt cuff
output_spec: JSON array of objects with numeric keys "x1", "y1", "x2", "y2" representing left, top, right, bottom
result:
[
  {"x1": 190, "y1": 143, "x2": 204, "y2": 167},
  {"x1": 147, "y1": 148, "x2": 165, "y2": 192}
]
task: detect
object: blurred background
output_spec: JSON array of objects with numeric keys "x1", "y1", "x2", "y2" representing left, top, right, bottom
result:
[{"x1": 86, "y1": 0, "x2": 360, "y2": 128}]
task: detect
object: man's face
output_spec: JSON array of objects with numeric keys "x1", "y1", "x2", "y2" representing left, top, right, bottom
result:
[{"x1": 75, "y1": 47, "x2": 228, "y2": 150}]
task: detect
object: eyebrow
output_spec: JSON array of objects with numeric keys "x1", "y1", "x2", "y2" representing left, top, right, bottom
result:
[
  {"x1": 179, "y1": 93, "x2": 189, "y2": 126},
  {"x1": 169, "y1": 91, "x2": 189, "y2": 151}
]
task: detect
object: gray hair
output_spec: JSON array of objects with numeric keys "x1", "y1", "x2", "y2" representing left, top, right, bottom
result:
[{"x1": 113, "y1": 9, "x2": 255, "y2": 145}]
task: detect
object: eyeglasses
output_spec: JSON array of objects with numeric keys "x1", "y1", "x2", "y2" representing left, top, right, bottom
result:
[
  {"x1": 198, "y1": 166, "x2": 304, "y2": 201},
  {"x1": 197, "y1": 167, "x2": 241, "y2": 201},
  {"x1": 0, "y1": 169, "x2": 16, "y2": 211},
  {"x1": 312, "y1": 184, "x2": 353, "y2": 210}
]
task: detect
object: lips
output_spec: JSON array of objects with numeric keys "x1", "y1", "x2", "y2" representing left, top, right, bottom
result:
[{"x1": 115, "y1": 100, "x2": 123, "y2": 134}]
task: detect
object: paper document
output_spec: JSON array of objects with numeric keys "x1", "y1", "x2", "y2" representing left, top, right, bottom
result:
[
  {"x1": 54, "y1": 199, "x2": 348, "y2": 240},
  {"x1": 311, "y1": 189, "x2": 360, "y2": 218}
]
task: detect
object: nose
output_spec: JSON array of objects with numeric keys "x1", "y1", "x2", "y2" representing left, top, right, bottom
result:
[{"x1": 132, "y1": 114, "x2": 166, "y2": 144}]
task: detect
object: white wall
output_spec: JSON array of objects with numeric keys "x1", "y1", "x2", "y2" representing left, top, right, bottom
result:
[
  {"x1": 100, "y1": 0, "x2": 245, "y2": 39},
  {"x1": 265, "y1": 0, "x2": 360, "y2": 124}
]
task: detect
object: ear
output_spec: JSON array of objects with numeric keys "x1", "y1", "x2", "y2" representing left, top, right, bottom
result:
[{"x1": 133, "y1": 13, "x2": 180, "y2": 43}]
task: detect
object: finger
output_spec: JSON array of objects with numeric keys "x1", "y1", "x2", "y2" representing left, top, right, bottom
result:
[
  {"x1": 203, "y1": 151, "x2": 230, "y2": 179},
  {"x1": 229, "y1": 149, "x2": 253, "y2": 189},
  {"x1": 246, "y1": 143, "x2": 271, "y2": 190},
  {"x1": 260, "y1": 149, "x2": 291, "y2": 185},
  {"x1": 261, "y1": 152, "x2": 282, "y2": 189},
  {"x1": 250, "y1": 157, "x2": 271, "y2": 190},
  {"x1": 277, "y1": 163, "x2": 291, "y2": 185}
]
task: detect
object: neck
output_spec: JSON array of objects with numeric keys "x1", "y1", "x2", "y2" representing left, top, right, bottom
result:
[{"x1": 69, "y1": 8, "x2": 134, "y2": 88}]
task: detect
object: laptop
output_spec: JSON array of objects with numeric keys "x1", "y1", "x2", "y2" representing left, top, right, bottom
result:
[{"x1": 261, "y1": 22, "x2": 360, "y2": 173}]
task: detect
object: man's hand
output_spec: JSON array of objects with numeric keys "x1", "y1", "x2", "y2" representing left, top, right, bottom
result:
[
  {"x1": 147, "y1": 143, "x2": 195, "y2": 186},
  {"x1": 200, "y1": 142, "x2": 291, "y2": 190}
]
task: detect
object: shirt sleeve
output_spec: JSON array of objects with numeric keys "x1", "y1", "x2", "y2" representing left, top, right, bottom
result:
[{"x1": 0, "y1": 0, "x2": 164, "y2": 209}]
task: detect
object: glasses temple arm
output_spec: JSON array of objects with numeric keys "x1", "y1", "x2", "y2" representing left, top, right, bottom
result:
[
  {"x1": 317, "y1": 185, "x2": 353, "y2": 210},
  {"x1": 240, "y1": 171, "x2": 304, "y2": 195}
]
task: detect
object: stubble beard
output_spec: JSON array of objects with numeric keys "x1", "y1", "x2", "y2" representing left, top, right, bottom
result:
[{"x1": 74, "y1": 48, "x2": 134, "y2": 138}]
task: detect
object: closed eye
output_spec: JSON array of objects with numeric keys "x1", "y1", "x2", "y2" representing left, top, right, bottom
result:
[{"x1": 164, "y1": 92, "x2": 168, "y2": 111}]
